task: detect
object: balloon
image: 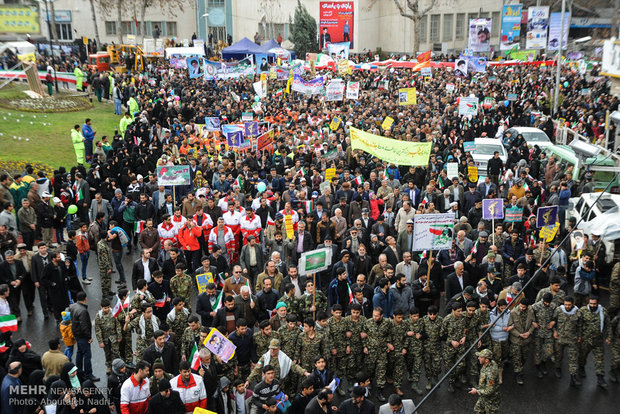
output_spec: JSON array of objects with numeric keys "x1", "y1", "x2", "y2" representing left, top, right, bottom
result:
[
  {"x1": 563, "y1": 81, "x2": 569, "y2": 88},
  {"x1": 257, "y1": 182, "x2": 267, "y2": 193},
  {"x1": 254, "y1": 96, "x2": 260, "y2": 102},
  {"x1": 504, "y1": 100, "x2": 510, "y2": 107},
  {"x1": 67, "y1": 205, "x2": 78, "y2": 215}
]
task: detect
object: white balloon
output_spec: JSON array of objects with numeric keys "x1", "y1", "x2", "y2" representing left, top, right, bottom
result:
[{"x1": 25, "y1": 138, "x2": 30, "y2": 141}]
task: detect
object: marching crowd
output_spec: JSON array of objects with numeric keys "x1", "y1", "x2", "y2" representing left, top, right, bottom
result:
[{"x1": 0, "y1": 51, "x2": 620, "y2": 414}]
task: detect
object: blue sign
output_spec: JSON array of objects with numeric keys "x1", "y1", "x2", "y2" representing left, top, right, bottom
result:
[{"x1": 536, "y1": 205, "x2": 558, "y2": 228}]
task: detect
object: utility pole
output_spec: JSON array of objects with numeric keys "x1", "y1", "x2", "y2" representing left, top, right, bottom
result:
[{"x1": 553, "y1": 0, "x2": 566, "y2": 117}]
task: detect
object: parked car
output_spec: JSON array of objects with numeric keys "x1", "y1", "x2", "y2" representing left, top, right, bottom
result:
[
  {"x1": 503, "y1": 126, "x2": 553, "y2": 149},
  {"x1": 471, "y1": 138, "x2": 508, "y2": 174}
]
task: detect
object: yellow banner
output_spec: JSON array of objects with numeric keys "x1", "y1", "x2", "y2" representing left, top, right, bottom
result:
[
  {"x1": 284, "y1": 215, "x2": 294, "y2": 239},
  {"x1": 468, "y1": 166, "x2": 478, "y2": 183},
  {"x1": 539, "y1": 222, "x2": 560, "y2": 242},
  {"x1": 381, "y1": 116, "x2": 394, "y2": 130},
  {"x1": 325, "y1": 168, "x2": 336, "y2": 181},
  {"x1": 0, "y1": 7, "x2": 39, "y2": 34},
  {"x1": 349, "y1": 127, "x2": 432, "y2": 166},
  {"x1": 330, "y1": 116, "x2": 341, "y2": 131},
  {"x1": 398, "y1": 88, "x2": 417, "y2": 106}
]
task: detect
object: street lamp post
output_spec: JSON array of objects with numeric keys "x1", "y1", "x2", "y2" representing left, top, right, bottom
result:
[
  {"x1": 552, "y1": 0, "x2": 566, "y2": 117},
  {"x1": 39, "y1": 0, "x2": 59, "y2": 92}
]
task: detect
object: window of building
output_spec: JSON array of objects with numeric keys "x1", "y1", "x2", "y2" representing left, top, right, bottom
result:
[
  {"x1": 455, "y1": 13, "x2": 465, "y2": 40},
  {"x1": 419, "y1": 15, "x2": 427, "y2": 43},
  {"x1": 443, "y1": 14, "x2": 453, "y2": 42},
  {"x1": 209, "y1": 26, "x2": 226, "y2": 44},
  {"x1": 430, "y1": 14, "x2": 440, "y2": 42},
  {"x1": 208, "y1": 0, "x2": 225, "y2": 6},
  {"x1": 121, "y1": 21, "x2": 133, "y2": 35},
  {"x1": 491, "y1": 12, "x2": 500, "y2": 36},
  {"x1": 150, "y1": 21, "x2": 162, "y2": 37},
  {"x1": 105, "y1": 21, "x2": 117, "y2": 36},
  {"x1": 166, "y1": 22, "x2": 177, "y2": 37},
  {"x1": 258, "y1": 22, "x2": 287, "y2": 41},
  {"x1": 55, "y1": 23, "x2": 73, "y2": 41},
  {"x1": 468, "y1": 13, "x2": 477, "y2": 25}
]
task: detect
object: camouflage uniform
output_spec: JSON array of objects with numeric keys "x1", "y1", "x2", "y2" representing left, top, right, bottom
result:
[
  {"x1": 128, "y1": 314, "x2": 161, "y2": 360},
  {"x1": 116, "y1": 310, "x2": 134, "y2": 364},
  {"x1": 475, "y1": 308, "x2": 491, "y2": 350},
  {"x1": 421, "y1": 315, "x2": 444, "y2": 385},
  {"x1": 388, "y1": 318, "x2": 409, "y2": 389},
  {"x1": 465, "y1": 310, "x2": 481, "y2": 379},
  {"x1": 343, "y1": 315, "x2": 367, "y2": 381},
  {"x1": 97, "y1": 239, "x2": 114, "y2": 296},
  {"x1": 300, "y1": 291, "x2": 328, "y2": 319},
  {"x1": 363, "y1": 317, "x2": 391, "y2": 388},
  {"x1": 404, "y1": 317, "x2": 424, "y2": 384},
  {"x1": 181, "y1": 326, "x2": 202, "y2": 361},
  {"x1": 217, "y1": 355, "x2": 237, "y2": 383},
  {"x1": 611, "y1": 315, "x2": 620, "y2": 378},
  {"x1": 296, "y1": 331, "x2": 326, "y2": 371},
  {"x1": 508, "y1": 306, "x2": 535, "y2": 374},
  {"x1": 254, "y1": 331, "x2": 278, "y2": 360},
  {"x1": 279, "y1": 293, "x2": 300, "y2": 319},
  {"x1": 578, "y1": 305, "x2": 611, "y2": 375},
  {"x1": 247, "y1": 350, "x2": 306, "y2": 385},
  {"x1": 532, "y1": 300, "x2": 557, "y2": 365},
  {"x1": 166, "y1": 308, "x2": 190, "y2": 346},
  {"x1": 610, "y1": 263, "x2": 620, "y2": 317},
  {"x1": 326, "y1": 316, "x2": 348, "y2": 378},
  {"x1": 535, "y1": 287, "x2": 565, "y2": 308},
  {"x1": 441, "y1": 313, "x2": 467, "y2": 385},
  {"x1": 170, "y1": 272, "x2": 193, "y2": 308},
  {"x1": 475, "y1": 359, "x2": 501, "y2": 414},
  {"x1": 149, "y1": 372, "x2": 173, "y2": 395},
  {"x1": 130, "y1": 290, "x2": 156, "y2": 316},
  {"x1": 278, "y1": 325, "x2": 301, "y2": 359},
  {"x1": 553, "y1": 306, "x2": 581, "y2": 375},
  {"x1": 94, "y1": 309, "x2": 121, "y2": 369}
]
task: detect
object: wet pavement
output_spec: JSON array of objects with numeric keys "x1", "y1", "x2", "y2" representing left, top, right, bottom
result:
[{"x1": 13, "y1": 248, "x2": 617, "y2": 413}]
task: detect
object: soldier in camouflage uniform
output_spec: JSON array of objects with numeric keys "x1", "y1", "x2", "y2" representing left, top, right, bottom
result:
[
  {"x1": 388, "y1": 308, "x2": 409, "y2": 396},
  {"x1": 475, "y1": 298, "x2": 492, "y2": 351},
  {"x1": 114, "y1": 288, "x2": 134, "y2": 364},
  {"x1": 180, "y1": 316, "x2": 202, "y2": 361},
  {"x1": 441, "y1": 302, "x2": 467, "y2": 393},
  {"x1": 166, "y1": 298, "x2": 190, "y2": 349},
  {"x1": 469, "y1": 349, "x2": 501, "y2": 414},
  {"x1": 124, "y1": 304, "x2": 160, "y2": 360},
  {"x1": 277, "y1": 314, "x2": 301, "y2": 393},
  {"x1": 464, "y1": 301, "x2": 481, "y2": 387},
  {"x1": 246, "y1": 339, "x2": 307, "y2": 387},
  {"x1": 421, "y1": 305, "x2": 443, "y2": 390},
  {"x1": 325, "y1": 304, "x2": 348, "y2": 395},
  {"x1": 553, "y1": 296, "x2": 582, "y2": 386},
  {"x1": 535, "y1": 276, "x2": 565, "y2": 307},
  {"x1": 131, "y1": 279, "x2": 156, "y2": 316},
  {"x1": 404, "y1": 308, "x2": 425, "y2": 395},
  {"x1": 97, "y1": 237, "x2": 114, "y2": 297},
  {"x1": 296, "y1": 317, "x2": 326, "y2": 372},
  {"x1": 610, "y1": 262, "x2": 620, "y2": 318},
  {"x1": 279, "y1": 284, "x2": 300, "y2": 320},
  {"x1": 343, "y1": 303, "x2": 367, "y2": 386},
  {"x1": 578, "y1": 296, "x2": 611, "y2": 388},
  {"x1": 254, "y1": 320, "x2": 278, "y2": 359},
  {"x1": 300, "y1": 279, "x2": 328, "y2": 319},
  {"x1": 94, "y1": 298, "x2": 122, "y2": 373},
  {"x1": 363, "y1": 307, "x2": 391, "y2": 401},
  {"x1": 610, "y1": 314, "x2": 620, "y2": 383},
  {"x1": 532, "y1": 292, "x2": 557, "y2": 377},
  {"x1": 508, "y1": 299, "x2": 535, "y2": 385},
  {"x1": 170, "y1": 264, "x2": 193, "y2": 309}
]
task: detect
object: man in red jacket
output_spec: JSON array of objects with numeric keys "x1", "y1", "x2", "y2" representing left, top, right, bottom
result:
[{"x1": 177, "y1": 220, "x2": 202, "y2": 275}]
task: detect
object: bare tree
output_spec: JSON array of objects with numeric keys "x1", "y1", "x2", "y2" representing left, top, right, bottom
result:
[
  {"x1": 133, "y1": 0, "x2": 185, "y2": 44},
  {"x1": 88, "y1": 0, "x2": 102, "y2": 46},
  {"x1": 258, "y1": 0, "x2": 283, "y2": 42},
  {"x1": 391, "y1": 0, "x2": 437, "y2": 54}
]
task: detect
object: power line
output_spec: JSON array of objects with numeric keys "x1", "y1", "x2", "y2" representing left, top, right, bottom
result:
[{"x1": 414, "y1": 171, "x2": 619, "y2": 412}]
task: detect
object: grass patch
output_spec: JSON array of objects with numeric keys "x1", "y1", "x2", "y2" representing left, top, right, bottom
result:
[{"x1": 0, "y1": 84, "x2": 121, "y2": 170}]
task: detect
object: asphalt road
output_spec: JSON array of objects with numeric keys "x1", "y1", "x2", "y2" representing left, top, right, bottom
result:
[{"x1": 12, "y1": 248, "x2": 618, "y2": 413}]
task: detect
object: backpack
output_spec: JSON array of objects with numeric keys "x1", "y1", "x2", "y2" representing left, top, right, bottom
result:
[{"x1": 110, "y1": 226, "x2": 130, "y2": 247}]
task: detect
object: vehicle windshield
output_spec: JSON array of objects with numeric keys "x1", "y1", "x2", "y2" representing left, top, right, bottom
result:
[
  {"x1": 522, "y1": 131, "x2": 550, "y2": 142},
  {"x1": 474, "y1": 144, "x2": 503, "y2": 156}
]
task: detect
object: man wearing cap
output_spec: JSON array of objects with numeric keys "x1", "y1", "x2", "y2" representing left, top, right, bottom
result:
[
  {"x1": 147, "y1": 378, "x2": 185, "y2": 414},
  {"x1": 247, "y1": 339, "x2": 308, "y2": 386},
  {"x1": 469, "y1": 348, "x2": 500, "y2": 413},
  {"x1": 337, "y1": 385, "x2": 375, "y2": 414}
]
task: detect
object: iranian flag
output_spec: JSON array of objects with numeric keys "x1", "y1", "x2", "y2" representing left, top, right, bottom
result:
[
  {"x1": 0, "y1": 315, "x2": 18, "y2": 332},
  {"x1": 154, "y1": 293, "x2": 167, "y2": 308},
  {"x1": 303, "y1": 201, "x2": 314, "y2": 214},
  {"x1": 266, "y1": 214, "x2": 275, "y2": 226},
  {"x1": 438, "y1": 176, "x2": 445, "y2": 189},
  {"x1": 471, "y1": 240, "x2": 479, "y2": 255},
  {"x1": 523, "y1": 182, "x2": 529, "y2": 192},
  {"x1": 298, "y1": 167, "x2": 307, "y2": 177},
  {"x1": 134, "y1": 220, "x2": 145, "y2": 234},
  {"x1": 418, "y1": 250, "x2": 427, "y2": 261},
  {"x1": 112, "y1": 295, "x2": 130, "y2": 318},
  {"x1": 213, "y1": 290, "x2": 224, "y2": 310},
  {"x1": 420, "y1": 196, "x2": 429, "y2": 206},
  {"x1": 354, "y1": 176, "x2": 364, "y2": 186},
  {"x1": 76, "y1": 188, "x2": 84, "y2": 202},
  {"x1": 429, "y1": 225, "x2": 445, "y2": 235},
  {"x1": 274, "y1": 89, "x2": 283, "y2": 97},
  {"x1": 347, "y1": 284, "x2": 354, "y2": 303},
  {"x1": 0, "y1": 341, "x2": 8, "y2": 353},
  {"x1": 189, "y1": 342, "x2": 201, "y2": 371},
  {"x1": 234, "y1": 176, "x2": 244, "y2": 188}
]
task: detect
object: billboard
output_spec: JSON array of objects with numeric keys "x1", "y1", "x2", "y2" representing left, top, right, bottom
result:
[
  {"x1": 547, "y1": 12, "x2": 571, "y2": 50},
  {"x1": 319, "y1": 1, "x2": 354, "y2": 49},
  {"x1": 0, "y1": 6, "x2": 39, "y2": 34},
  {"x1": 500, "y1": 4, "x2": 523, "y2": 51},
  {"x1": 468, "y1": 18, "x2": 492, "y2": 52},
  {"x1": 526, "y1": 6, "x2": 549, "y2": 50}
]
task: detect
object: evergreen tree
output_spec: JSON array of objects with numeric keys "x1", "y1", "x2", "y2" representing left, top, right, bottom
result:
[{"x1": 290, "y1": 0, "x2": 318, "y2": 59}]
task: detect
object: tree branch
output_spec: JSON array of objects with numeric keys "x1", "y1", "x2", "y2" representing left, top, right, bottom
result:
[
  {"x1": 394, "y1": 0, "x2": 415, "y2": 20},
  {"x1": 420, "y1": 0, "x2": 437, "y2": 17}
]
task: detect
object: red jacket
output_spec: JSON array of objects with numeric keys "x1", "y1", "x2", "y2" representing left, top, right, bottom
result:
[
  {"x1": 120, "y1": 374, "x2": 150, "y2": 414},
  {"x1": 171, "y1": 373, "x2": 207, "y2": 413},
  {"x1": 177, "y1": 225, "x2": 202, "y2": 252}
]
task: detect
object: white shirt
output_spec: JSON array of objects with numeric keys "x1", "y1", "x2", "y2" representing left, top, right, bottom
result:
[
  {"x1": 142, "y1": 259, "x2": 152, "y2": 283},
  {"x1": 0, "y1": 297, "x2": 10, "y2": 316}
]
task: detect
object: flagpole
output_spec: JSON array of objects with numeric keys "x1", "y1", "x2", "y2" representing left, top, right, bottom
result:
[
  {"x1": 312, "y1": 273, "x2": 316, "y2": 320},
  {"x1": 425, "y1": 251, "x2": 433, "y2": 288}
]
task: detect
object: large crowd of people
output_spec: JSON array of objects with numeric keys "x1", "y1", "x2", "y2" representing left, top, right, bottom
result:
[{"x1": 0, "y1": 46, "x2": 620, "y2": 414}]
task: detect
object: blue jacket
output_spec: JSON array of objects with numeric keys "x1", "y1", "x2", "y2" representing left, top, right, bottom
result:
[
  {"x1": 328, "y1": 278, "x2": 350, "y2": 308},
  {"x1": 558, "y1": 189, "x2": 572, "y2": 206},
  {"x1": 82, "y1": 124, "x2": 95, "y2": 141},
  {"x1": 501, "y1": 238, "x2": 525, "y2": 262},
  {"x1": 1, "y1": 374, "x2": 23, "y2": 414},
  {"x1": 372, "y1": 286, "x2": 393, "y2": 318}
]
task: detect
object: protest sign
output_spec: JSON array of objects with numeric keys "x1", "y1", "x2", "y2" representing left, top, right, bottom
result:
[
  {"x1": 539, "y1": 222, "x2": 560, "y2": 242},
  {"x1": 507, "y1": 93, "x2": 518, "y2": 101},
  {"x1": 195, "y1": 272, "x2": 214, "y2": 295},
  {"x1": 468, "y1": 165, "x2": 479, "y2": 182},
  {"x1": 244, "y1": 121, "x2": 258, "y2": 137},
  {"x1": 330, "y1": 116, "x2": 342, "y2": 131},
  {"x1": 325, "y1": 168, "x2": 337, "y2": 181},
  {"x1": 299, "y1": 247, "x2": 333, "y2": 275},
  {"x1": 157, "y1": 165, "x2": 190, "y2": 186},
  {"x1": 398, "y1": 88, "x2": 417, "y2": 106},
  {"x1": 469, "y1": 18, "x2": 492, "y2": 52},
  {"x1": 346, "y1": 81, "x2": 360, "y2": 99},
  {"x1": 463, "y1": 141, "x2": 476, "y2": 152},
  {"x1": 350, "y1": 127, "x2": 432, "y2": 166},
  {"x1": 257, "y1": 129, "x2": 274, "y2": 151},
  {"x1": 446, "y1": 83, "x2": 455, "y2": 93},
  {"x1": 326, "y1": 79, "x2": 345, "y2": 101},
  {"x1": 536, "y1": 205, "x2": 558, "y2": 228},
  {"x1": 446, "y1": 163, "x2": 459, "y2": 179},
  {"x1": 505, "y1": 206, "x2": 524, "y2": 222},
  {"x1": 413, "y1": 213, "x2": 455, "y2": 251},
  {"x1": 205, "y1": 117, "x2": 220, "y2": 131},
  {"x1": 327, "y1": 42, "x2": 351, "y2": 59},
  {"x1": 292, "y1": 74, "x2": 324, "y2": 95},
  {"x1": 186, "y1": 57, "x2": 203, "y2": 78},
  {"x1": 381, "y1": 116, "x2": 394, "y2": 130},
  {"x1": 482, "y1": 199, "x2": 505, "y2": 220},
  {"x1": 204, "y1": 59, "x2": 255, "y2": 80},
  {"x1": 226, "y1": 131, "x2": 244, "y2": 147},
  {"x1": 459, "y1": 97, "x2": 479, "y2": 116},
  {"x1": 204, "y1": 328, "x2": 236, "y2": 363},
  {"x1": 242, "y1": 112, "x2": 253, "y2": 121}
]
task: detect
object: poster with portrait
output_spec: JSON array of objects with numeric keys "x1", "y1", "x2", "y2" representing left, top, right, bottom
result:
[
  {"x1": 204, "y1": 328, "x2": 236, "y2": 363},
  {"x1": 319, "y1": 1, "x2": 354, "y2": 49},
  {"x1": 186, "y1": 56, "x2": 203, "y2": 78},
  {"x1": 327, "y1": 42, "x2": 350, "y2": 60},
  {"x1": 412, "y1": 213, "x2": 455, "y2": 251},
  {"x1": 547, "y1": 12, "x2": 571, "y2": 51},
  {"x1": 205, "y1": 117, "x2": 221, "y2": 131},
  {"x1": 458, "y1": 97, "x2": 479, "y2": 117},
  {"x1": 256, "y1": 53, "x2": 270, "y2": 74},
  {"x1": 500, "y1": 4, "x2": 523, "y2": 51},
  {"x1": 468, "y1": 18, "x2": 492, "y2": 52},
  {"x1": 526, "y1": 6, "x2": 549, "y2": 50}
]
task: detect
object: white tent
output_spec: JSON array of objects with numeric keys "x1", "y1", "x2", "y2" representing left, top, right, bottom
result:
[
  {"x1": 0, "y1": 41, "x2": 36, "y2": 56},
  {"x1": 164, "y1": 47, "x2": 205, "y2": 58}
]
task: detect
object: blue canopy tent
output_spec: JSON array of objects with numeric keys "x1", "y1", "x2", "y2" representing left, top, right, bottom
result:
[
  {"x1": 221, "y1": 37, "x2": 261, "y2": 60},
  {"x1": 255, "y1": 39, "x2": 296, "y2": 60}
]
